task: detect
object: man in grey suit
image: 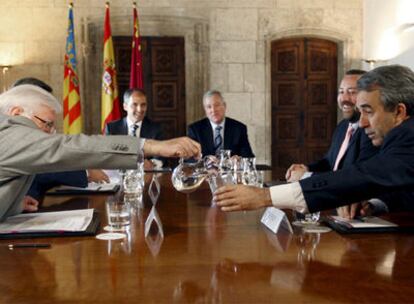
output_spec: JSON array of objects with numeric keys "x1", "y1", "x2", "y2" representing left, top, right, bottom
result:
[
  {"x1": 105, "y1": 88, "x2": 164, "y2": 170},
  {"x1": 0, "y1": 84, "x2": 200, "y2": 221}
]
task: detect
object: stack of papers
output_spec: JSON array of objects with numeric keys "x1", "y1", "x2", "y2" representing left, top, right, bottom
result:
[
  {"x1": 325, "y1": 215, "x2": 398, "y2": 234},
  {"x1": 48, "y1": 182, "x2": 119, "y2": 194},
  {"x1": 0, "y1": 209, "x2": 96, "y2": 238},
  {"x1": 329, "y1": 215, "x2": 398, "y2": 228}
]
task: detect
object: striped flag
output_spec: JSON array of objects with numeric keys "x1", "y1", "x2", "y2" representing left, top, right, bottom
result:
[
  {"x1": 63, "y1": 3, "x2": 82, "y2": 134},
  {"x1": 101, "y1": 2, "x2": 121, "y2": 132},
  {"x1": 129, "y1": 2, "x2": 143, "y2": 89}
]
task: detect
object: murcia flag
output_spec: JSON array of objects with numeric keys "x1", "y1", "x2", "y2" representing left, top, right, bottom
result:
[{"x1": 129, "y1": 3, "x2": 143, "y2": 89}]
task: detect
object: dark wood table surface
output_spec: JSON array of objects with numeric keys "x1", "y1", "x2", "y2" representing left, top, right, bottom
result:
[{"x1": 1, "y1": 173, "x2": 414, "y2": 303}]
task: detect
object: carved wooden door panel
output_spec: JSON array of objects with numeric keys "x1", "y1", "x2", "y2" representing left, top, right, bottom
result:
[
  {"x1": 114, "y1": 36, "x2": 186, "y2": 139},
  {"x1": 271, "y1": 38, "x2": 337, "y2": 178}
]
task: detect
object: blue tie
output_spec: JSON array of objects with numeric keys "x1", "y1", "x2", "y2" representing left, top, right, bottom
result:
[{"x1": 214, "y1": 126, "x2": 223, "y2": 153}]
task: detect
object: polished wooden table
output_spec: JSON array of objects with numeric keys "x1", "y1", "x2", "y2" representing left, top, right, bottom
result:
[{"x1": 1, "y1": 173, "x2": 414, "y2": 303}]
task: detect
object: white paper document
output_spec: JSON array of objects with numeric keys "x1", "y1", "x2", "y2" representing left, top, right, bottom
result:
[
  {"x1": 53, "y1": 182, "x2": 119, "y2": 192},
  {"x1": 330, "y1": 215, "x2": 398, "y2": 228},
  {"x1": 0, "y1": 209, "x2": 94, "y2": 233}
]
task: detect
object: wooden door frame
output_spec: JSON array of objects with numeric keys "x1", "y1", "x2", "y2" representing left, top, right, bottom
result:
[{"x1": 270, "y1": 37, "x2": 338, "y2": 177}]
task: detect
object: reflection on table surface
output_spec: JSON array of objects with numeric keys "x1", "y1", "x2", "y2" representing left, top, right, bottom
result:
[{"x1": 0, "y1": 172, "x2": 414, "y2": 303}]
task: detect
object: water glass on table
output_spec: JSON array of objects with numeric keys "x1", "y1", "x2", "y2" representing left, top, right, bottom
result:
[
  {"x1": 106, "y1": 198, "x2": 131, "y2": 231},
  {"x1": 207, "y1": 172, "x2": 235, "y2": 194}
]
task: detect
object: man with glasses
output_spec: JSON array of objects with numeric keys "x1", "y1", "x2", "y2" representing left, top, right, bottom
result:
[
  {"x1": 0, "y1": 84, "x2": 200, "y2": 220},
  {"x1": 11, "y1": 78, "x2": 109, "y2": 204}
]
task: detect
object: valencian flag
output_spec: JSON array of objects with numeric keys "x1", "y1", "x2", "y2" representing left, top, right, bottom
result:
[
  {"x1": 129, "y1": 2, "x2": 143, "y2": 89},
  {"x1": 101, "y1": 2, "x2": 121, "y2": 132},
  {"x1": 63, "y1": 3, "x2": 82, "y2": 134}
]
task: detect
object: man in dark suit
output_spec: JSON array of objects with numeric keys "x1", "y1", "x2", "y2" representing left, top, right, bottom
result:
[
  {"x1": 285, "y1": 70, "x2": 378, "y2": 182},
  {"x1": 214, "y1": 65, "x2": 414, "y2": 215},
  {"x1": 105, "y1": 88, "x2": 163, "y2": 169},
  {"x1": 188, "y1": 90, "x2": 254, "y2": 157}
]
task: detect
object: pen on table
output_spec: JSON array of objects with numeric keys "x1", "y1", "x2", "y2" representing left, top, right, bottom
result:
[{"x1": 8, "y1": 243, "x2": 51, "y2": 250}]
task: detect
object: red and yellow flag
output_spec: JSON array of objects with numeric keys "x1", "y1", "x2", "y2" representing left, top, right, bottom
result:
[
  {"x1": 63, "y1": 3, "x2": 82, "y2": 134},
  {"x1": 129, "y1": 2, "x2": 143, "y2": 89},
  {"x1": 101, "y1": 2, "x2": 121, "y2": 132}
]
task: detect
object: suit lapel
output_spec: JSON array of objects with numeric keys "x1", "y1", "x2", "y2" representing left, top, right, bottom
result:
[
  {"x1": 140, "y1": 118, "x2": 150, "y2": 138},
  {"x1": 223, "y1": 119, "x2": 231, "y2": 149},
  {"x1": 203, "y1": 119, "x2": 215, "y2": 154},
  {"x1": 120, "y1": 118, "x2": 129, "y2": 135}
]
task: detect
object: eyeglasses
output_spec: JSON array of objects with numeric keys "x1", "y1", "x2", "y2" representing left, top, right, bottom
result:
[{"x1": 34, "y1": 115, "x2": 55, "y2": 132}]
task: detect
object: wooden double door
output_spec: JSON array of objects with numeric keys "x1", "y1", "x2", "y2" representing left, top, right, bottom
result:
[
  {"x1": 113, "y1": 36, "x2": 186, "y2": 140},
  {"x1": 271, "y1": 37, "x2": 338, "y2": 177}
]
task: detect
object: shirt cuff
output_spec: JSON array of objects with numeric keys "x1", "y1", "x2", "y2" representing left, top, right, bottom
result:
[
  {"x1": 269, "y1": 182, "x2": 308, "y2": 213},
  {"x1": 301, "y1": 171, "x2": 313, "y2": 179}
]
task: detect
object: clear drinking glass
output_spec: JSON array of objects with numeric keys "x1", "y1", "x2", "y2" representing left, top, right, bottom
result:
[
  {"x1": 256, "y1": 170, "x2": 265, "y2": 188},
  {"x1": 241, "y1": 157, "x2": 258, "y2": 186},
  {"x1": 218, "y1": 149, "x2": 232, "y2": 173},
  {"x1": 123, "y1": 169, "x2": 144, "y2": 195},
  {"x1": 106, "y1": 198, "x2": 131, "y2": 231},
  {"x1": 207, "y1": 172, "x2": 235, "y2": 194},
  {"x1": 292, "y1": 210, "x2": 321, "y2": 226}
]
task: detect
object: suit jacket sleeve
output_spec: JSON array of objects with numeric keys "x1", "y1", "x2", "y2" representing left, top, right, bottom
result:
[
  {"x1": 0, "y1": 115, "x2": 143, "y2": 219},
  {"x1": 300, "y1": 122, "x2": 414, "y2": 213},
  {"x1": 238, "y1": 124, "x2": 255, "y2": 158},
  {"x1": 188, "y1": 124, "x2": 198, "y2": 142},
  {"x1": 27, "y1": 171, "x2": 88, "y2": 200}
]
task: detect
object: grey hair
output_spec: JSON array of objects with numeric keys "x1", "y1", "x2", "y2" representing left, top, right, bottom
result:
[
  {"x1": 0, "y1": 84, "x2": 62, "y2": 115},
  {"x1": 357, "y1": 64, "x2": 414, "y2": 115},
  {"x1": 202, "y1": 90, "x2": 225, "y2": 105},
  {"x1": 123, "y1": 88, "x2": 146, "y2": 105}
]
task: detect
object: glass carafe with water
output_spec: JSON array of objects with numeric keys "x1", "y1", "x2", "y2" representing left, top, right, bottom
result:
[
  {"x1": 218, "y1": 149, "x2": 232, "y2": 173},
  {"x1": 241, "y1": 157, "x2": 258, "y2": 186},
  {"x1": 172, "y1": 156, "x2": 219, "y2": 193}
]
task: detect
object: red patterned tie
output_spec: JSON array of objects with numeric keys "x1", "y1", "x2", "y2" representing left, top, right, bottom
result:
[{"x1": 333, "y1": 124, "x2": 354, "y2": 171}]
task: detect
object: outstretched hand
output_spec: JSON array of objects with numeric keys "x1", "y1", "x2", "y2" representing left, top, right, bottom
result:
[
  {"x1": 144, "y1": 137, "x2": 201, "y2": 159},
  {"x1": 213, "y1": 185, "x2": 272, "y2": 212}
]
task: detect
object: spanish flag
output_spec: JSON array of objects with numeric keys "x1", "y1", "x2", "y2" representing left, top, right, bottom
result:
[
  {"x1": 63, "y1": 3, "x2": 82, "y2": 134},
  {"x1": 101, "y1": 2, "x2": 121, "y2": 132},
  {"x1": 129, "y1": 2, "x2": 143, "y2": 89}
]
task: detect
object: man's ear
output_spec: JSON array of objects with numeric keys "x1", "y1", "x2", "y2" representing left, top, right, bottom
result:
[
  {"x1": 8, "y1": 106, "x2": 24, "y2": 116},
  {"x1": 395, "y1": 103, "x2": 407, "y2": 123}
]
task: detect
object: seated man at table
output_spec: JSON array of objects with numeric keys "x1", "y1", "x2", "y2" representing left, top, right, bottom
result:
[
  {"x1": 284, "y1": 70, "x2": 379, "y2": 218},
  {"x1": 285, "y1": 70, "x2": 378, "y2": 181},
  {"x1": 12, "y1": 77, "x2": 109, "y2": 201},
  {"x1": 188, "y1": 90, "x2": 254, "y2": 158},
  {"x1": 105, "y1": 88, "x2": 164, "y2": 170},
  {"x1": 0, "y1": 84, "x2": 200, "y2": 220},
  {"x1": 214, "y1": 65, "x2": 414, "y2": 216}
]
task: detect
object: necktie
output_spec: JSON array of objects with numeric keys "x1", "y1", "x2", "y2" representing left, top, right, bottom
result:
[
  {"x1": 131, "y1": 124, "x2": 139, "y2": 137},
  {"x1": 214, "y1": 126, "x2": 223, "y2": 154},
  {"x1": 333, "y1": 123, "x2": 354, "y2": 171}
]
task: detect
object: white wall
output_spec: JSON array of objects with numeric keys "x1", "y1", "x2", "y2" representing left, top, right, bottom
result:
[{"x1": 364, "y1": 0, "x2": 414, "y2": 70}]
